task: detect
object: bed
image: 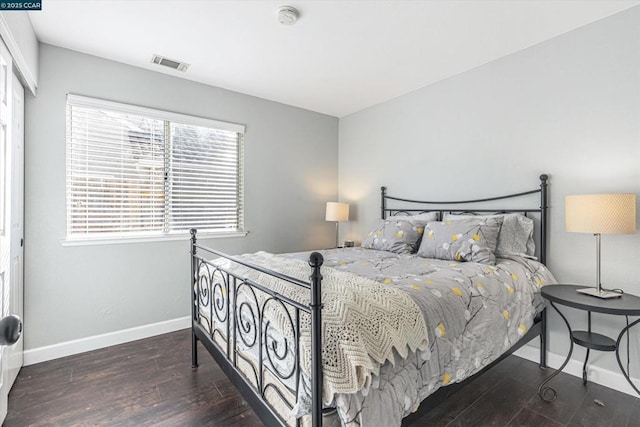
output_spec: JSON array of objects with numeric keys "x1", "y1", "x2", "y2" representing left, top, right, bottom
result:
[{"x1": 190, "y1": 174, "x2": 555, "y2": 426}]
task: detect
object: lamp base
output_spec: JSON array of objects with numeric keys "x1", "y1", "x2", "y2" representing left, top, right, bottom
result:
[{"x1": 576, "y1": 287, "x2": 622, "y2": 299}]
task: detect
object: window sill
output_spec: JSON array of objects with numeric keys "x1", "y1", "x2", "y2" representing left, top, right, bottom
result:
[{"x1": 60, "y1": 231, "x2": 249, "y2": 247}]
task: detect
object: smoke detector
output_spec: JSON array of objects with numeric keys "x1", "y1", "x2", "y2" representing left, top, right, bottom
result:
[
  {"x1": 150, "y1": 54, "x2": 190, "y2": 72},
  {"x1": 278, "y1": 6, "x2": 299, "y2": 25}
]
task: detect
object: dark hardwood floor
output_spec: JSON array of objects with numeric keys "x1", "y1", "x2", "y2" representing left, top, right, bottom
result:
[
  {"x1": 6, "y1": 330, "x2": 262, "y2": 426},
  {"x1": 6, "y1": 330, "x2": 639, "y2": 426}
]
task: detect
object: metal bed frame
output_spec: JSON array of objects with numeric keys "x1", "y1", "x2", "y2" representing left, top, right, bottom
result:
[{"x1": 190, "y1": 174, "x2": 549, "y2": 427}]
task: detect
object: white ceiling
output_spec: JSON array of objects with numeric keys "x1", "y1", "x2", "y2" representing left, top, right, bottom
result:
[{"x1": 29, "y1": 0, "x2": 640, "y2": 117}]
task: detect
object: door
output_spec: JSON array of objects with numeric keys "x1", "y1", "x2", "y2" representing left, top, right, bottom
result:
[
  {"x1": 8, "y1": 72, "x2": 23, "y2": 389},
  {"x1": 0, "y1": 37, "x2": 14, "y2": 422}
]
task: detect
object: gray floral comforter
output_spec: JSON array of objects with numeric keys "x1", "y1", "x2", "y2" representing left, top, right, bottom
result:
[{"x1": 283, "y1": 248, "x2": 556, "y2": 426}]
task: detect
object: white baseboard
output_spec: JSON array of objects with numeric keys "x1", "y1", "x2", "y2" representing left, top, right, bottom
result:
[
  {"x1": 514, "y1": 343, "x2": 639, "y2": 398},
  {"x1": 24, "y1": 316, "x2": 191, "y2": 366}
]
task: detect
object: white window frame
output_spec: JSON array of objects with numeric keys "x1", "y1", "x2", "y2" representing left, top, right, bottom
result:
[{"x1": 63, "y1": 94, "x2": 247, "y2": 246}]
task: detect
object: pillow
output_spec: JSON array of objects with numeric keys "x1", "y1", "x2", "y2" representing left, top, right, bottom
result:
[
  {"x1": 389, "y1": 211, "x2": 439, "y2": 222},
  {"x1": 443, "y1": 213, "x2": 535, "y2": 257},
  {"x1": 417, "y1": 217, "x2": 503, "y2": 264},
  {"x1": 361, "y1": 219, "x2": 427, "y2": 254}
]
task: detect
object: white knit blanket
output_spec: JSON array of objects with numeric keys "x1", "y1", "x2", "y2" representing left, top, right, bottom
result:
[{"x1": 214, "y1": 252, "x2": 429, "y2": 404}]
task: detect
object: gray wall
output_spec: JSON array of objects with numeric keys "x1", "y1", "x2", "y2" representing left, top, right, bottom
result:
[
  {"x1": 25, "y1": 44, "x2": 338, "y2": 349},
  {"x1": 339, "y1": 8, "x2": 640, "y2": 376}
]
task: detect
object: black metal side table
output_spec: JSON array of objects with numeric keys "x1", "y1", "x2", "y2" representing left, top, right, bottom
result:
[{"x1": 538, "y1": 284, "x2": 640, "y2": 402}]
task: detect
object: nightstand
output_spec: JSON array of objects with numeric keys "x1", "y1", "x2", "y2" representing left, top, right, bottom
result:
[{"x1": 538, "y1": 284, "x2": 640, "y2": 402}]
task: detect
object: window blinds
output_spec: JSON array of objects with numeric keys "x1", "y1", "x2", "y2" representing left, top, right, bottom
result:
[
  {"x1": 66, "y1": 95, "x2": 244, "y2": 239},
  {"x1": 169, "y1": 122, "x2": 243, "y2": 232}
]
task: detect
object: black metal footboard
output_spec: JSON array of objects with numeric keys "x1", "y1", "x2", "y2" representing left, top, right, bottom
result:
[{"x1": 190, "y1": 229, "x2": 324, "y2": 427}]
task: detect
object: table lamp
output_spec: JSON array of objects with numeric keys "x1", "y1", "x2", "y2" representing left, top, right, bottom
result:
[
  {"x1": 565, "y1": 193, "x2": 636, "y2": 298},
  {"x1": 325, "y1": 202, "x2": 349, "y2": 248}
]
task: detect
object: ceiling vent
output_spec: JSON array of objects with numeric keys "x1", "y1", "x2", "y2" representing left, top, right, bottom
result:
[{"x1": 150, "y1": 54, "x2": 189, "y2": 72}]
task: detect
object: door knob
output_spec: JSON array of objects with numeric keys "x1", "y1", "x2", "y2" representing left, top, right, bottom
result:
[{"x1": 0, "y1": 315, "x2": 21, "y2": 346}]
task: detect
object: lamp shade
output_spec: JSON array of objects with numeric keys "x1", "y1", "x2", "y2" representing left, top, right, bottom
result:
[
  {"x1": 565, "y1": 193, "x2": 636, "y2": 234},
  {"x1": 325, "y1": 202, "x2": 349, "y2": 222}
]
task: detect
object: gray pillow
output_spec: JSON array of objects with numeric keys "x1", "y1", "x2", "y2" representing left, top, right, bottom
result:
[
  {"x1": 417, "y1": 217, "x2": 503, "y2": 264},
  {"x1": 443, "y1": 213, "x2": 535, "y2": 257},
  {"x1": 361, "y1": 219, "x2": 427, "y2": 254},
  {"x1": 389, "y1": 212, "x2": 439, "y2": 222}
]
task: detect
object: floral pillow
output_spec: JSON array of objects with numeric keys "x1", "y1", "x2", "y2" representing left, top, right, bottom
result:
[
  {"x1": 417, "y1": 217, "x2": 503, "y2": 264},
  {"x1": 361, "y1": 219, "x2": 427, "y2": 254},
  {"x1": 443, "y1": 213, "x2": 535, "y2": 257}
]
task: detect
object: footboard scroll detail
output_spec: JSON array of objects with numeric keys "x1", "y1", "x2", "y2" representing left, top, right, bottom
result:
[{"x1": 190, "y1": 229, "x2": 324, "y2": 427}]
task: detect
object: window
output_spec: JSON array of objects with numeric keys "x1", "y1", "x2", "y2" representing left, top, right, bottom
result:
[{"x1": 66, "y1": 95, "x2": 245, "y2": 241}]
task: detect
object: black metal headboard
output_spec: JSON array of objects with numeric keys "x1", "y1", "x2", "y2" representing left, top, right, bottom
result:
[{"x1": 381, "y1": 174, "x2": 549, "y2": 264}]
